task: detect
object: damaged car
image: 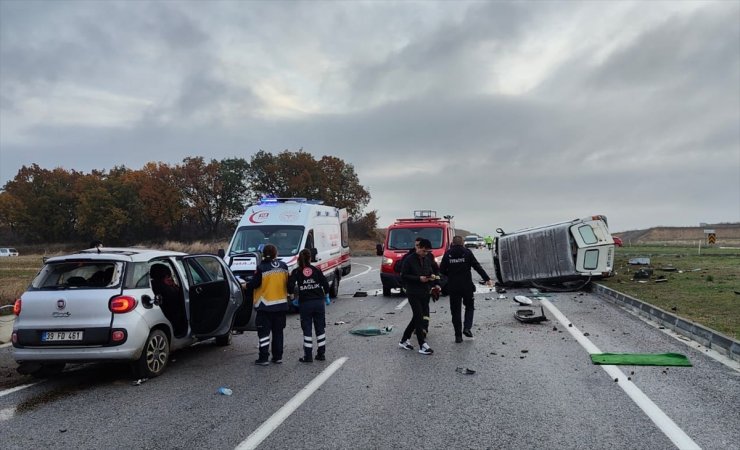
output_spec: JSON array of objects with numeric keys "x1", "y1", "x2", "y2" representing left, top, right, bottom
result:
[{"x1": 11, "y1": 247, "x2": 254, "y2": 378}]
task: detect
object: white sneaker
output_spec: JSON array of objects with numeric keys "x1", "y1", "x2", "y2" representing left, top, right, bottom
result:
[
  {"x1": 398, "y1": 339, "x2": 414, "y2": 350},
  {"x1": 418, "y1": 343, "x2": 433, "y2": 355}
]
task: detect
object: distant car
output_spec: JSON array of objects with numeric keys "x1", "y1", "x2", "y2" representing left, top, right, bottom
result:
[
  {"x1": 0, "y1": 247, "x2": 17, "y2": 257},
  {"x1": 463, "y1": 235, "x2": 484, "y2": 249},
  {"x1": 612, "y1": 236, "x2": 623, "y2": 247},
  {"x1": 12, "y1": 247, "x2": 254, "y2": 378}
]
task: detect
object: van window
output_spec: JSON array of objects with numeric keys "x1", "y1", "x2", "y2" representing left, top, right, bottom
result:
[
  {"x1": 583, "y1": 249, "x2": 599, "y2": 270},
  {"x1": 577, "y1": 225, "x2": 598, "y2": 245},
  {"x1": 340, "y1": 221, "x2": 349, "y2": 248},
  {"x1": 230, "y1": 225, "x2": 304, "y2": 256},
  {"x1": 388, "y1": 227, "x2": 444, "y2": 250}
]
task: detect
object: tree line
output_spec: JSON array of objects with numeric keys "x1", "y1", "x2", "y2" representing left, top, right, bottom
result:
[{"x1": 0, "y1": 150, "x2": 377, "y2": 245}]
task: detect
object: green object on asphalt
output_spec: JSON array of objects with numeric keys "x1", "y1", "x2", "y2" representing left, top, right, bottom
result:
[
  {"x1": 590, "y1": 352, "x2": 692, "y2": 366},
  {"x1": 349, "y1": 327, "x2": 390, "y2": 336}
]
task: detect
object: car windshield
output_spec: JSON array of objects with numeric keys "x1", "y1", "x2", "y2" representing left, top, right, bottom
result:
[
  {"x1": 30, "y1": 261, "x2": 124, "y2": 290},
  {"x1": 464, "y1": 236, "x2": 477, "y2": 242},
  {"x1": 229, "y1": 225, "x2": 305, "y2": 257},
  {"x1": 388, "y1": 227, "x2": 444, "y2": 250}
]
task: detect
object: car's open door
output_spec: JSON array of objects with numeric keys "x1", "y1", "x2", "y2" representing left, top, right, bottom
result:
[{"x1": 181, "y1": 255, "x2": 236, "y2": 337}]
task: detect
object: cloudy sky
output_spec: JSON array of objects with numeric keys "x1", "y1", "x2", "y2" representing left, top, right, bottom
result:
[{"x1": 1, "y1": 0, "x2": 738, "y2": 235}]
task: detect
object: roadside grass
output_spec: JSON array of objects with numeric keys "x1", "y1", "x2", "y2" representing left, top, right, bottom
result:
[{"x1": 600, "y1": 245, "x2": 740, "y2": 340}]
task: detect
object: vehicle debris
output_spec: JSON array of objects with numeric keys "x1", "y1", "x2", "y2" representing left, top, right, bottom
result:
[
  {"x1": 513, "y1": 295, "x2": 533, "y2": 305},
  {"x1": 632, "y1": 268, "x2": 653, "y2": 279},
  {"x1": 132, "y1": 378, "x2": 148, "y2": 386},
  {"x1": 353, "y1": 291, "x2": 368, "y2": 297},
  {"x1": 455, "y1": 367, "x2": 476, "y2": 375},
  {"x1": 334, "y1": 321, "x2": 346, "y2": 325},
  {"x1": 217, "y1": 387, "x2": 233, "y2": 396},
  {"x1": 514, "y1": 306, "x2": 548, "y2": 324},
  {"x1": 629, "y1": 258, "x2": 651, "y2": 265}
]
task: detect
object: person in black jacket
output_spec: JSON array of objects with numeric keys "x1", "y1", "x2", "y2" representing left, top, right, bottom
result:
[
  {"x1": 398, "y1": 238, "x2": 438, "y2": 355},
  {"x1": 288, "y1": 249, "x2": 331, "y2": 363},
  {"x1": 150, "y1": 264, "x2": 188, "y2": 338},
  {"x1": 440, "y1": 235, "x2": 493, "y2": 343}
]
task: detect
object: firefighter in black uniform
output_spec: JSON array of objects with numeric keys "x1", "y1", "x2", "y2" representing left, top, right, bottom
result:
[
  {"x1": 440, "y1": 235, "x2": 493, "y2": 343},
  {"x1": 289, "y1": 249, "x2": 331, "y2": 362}
]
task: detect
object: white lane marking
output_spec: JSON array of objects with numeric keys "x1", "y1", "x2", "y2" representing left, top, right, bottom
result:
[
  {"x1": 341, "y1": 264, "x2": 374, "y2": 282},
  {"x1": 395, "y1": 299, "x2": 408, "y2": 310},
  {"x1": 539, "y1": 298, "x2": 700, "y2": 450},
  {"x1": 235, "y1": 357, "x2": 348, "y2": 450},
  {"x1": 0, "y1": 382, "x2": 40, "y2": 398},
  {"x1": 0, "y1": 407, "x2": 16, "y2": 421}
]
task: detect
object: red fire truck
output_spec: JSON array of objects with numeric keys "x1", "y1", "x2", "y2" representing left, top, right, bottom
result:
[{"x1": 375, "y1": 210, "x2": 455, "y2": 296}]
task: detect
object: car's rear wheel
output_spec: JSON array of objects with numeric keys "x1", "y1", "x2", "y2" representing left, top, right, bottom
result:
[{"x1": 133, "y1": 329, "x2": 169, "y2": 378}]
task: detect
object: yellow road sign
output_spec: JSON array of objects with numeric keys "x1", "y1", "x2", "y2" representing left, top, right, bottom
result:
[{"x1": 707, "y1": 233, "x2": 716, "y2": 245}]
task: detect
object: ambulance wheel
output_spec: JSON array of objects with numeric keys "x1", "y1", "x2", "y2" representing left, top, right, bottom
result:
[
  {"x1": 382, "y1": 286, "x2": 391, "y2": 296},
  {"x1": 329, "y1": 276, "x2": 339, "y2": 298}
]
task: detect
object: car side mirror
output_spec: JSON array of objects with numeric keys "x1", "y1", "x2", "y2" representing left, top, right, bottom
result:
[
  {"x1": 310, "y1": 247, "x2": 318, "y2": 262},
  {"x1": 376, "y1": 244, "x2": 383, "y2": 256}
]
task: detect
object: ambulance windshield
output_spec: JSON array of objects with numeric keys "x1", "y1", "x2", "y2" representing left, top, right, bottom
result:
[{"x1": 230, "y1": 225, "x2": 305, "y2": 257}]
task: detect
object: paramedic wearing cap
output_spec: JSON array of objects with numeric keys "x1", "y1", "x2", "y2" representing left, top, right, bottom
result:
[{"x1": 440, "y1": 235, "x2": 493, "y2": 343}]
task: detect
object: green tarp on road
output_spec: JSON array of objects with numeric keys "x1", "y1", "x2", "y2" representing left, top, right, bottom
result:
[{"x1": 590, "y1": 352, "x2": 692, "y2": 367}]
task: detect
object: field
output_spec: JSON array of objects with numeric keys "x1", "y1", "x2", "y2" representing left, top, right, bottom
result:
[
  {"x1": 599, "y1": 245, "x2": 740, "y2": 340},
  {"x1": 2, "y1": 244, "x2": 738, "y2": 342}
]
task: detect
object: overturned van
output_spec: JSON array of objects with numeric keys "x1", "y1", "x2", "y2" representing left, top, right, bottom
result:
[{"x1": 493, "y1": 215, "x2": 615, "y2": 290}]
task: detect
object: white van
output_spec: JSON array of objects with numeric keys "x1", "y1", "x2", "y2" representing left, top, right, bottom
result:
[
  {"x1": 224, "y1": 198, "x2": 350, "y2": 297},
  {"x1": 493, "y1": 215, "x2": 615, "y2": 289}
]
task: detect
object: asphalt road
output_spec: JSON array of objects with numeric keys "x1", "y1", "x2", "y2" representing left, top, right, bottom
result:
[{"x1": 1, "y1": 250, "x2": 738, "y2": 449}]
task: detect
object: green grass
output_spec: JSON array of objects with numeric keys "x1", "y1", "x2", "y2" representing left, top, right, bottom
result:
[
  {"x1": 600, "y1": 245, "x2": 740, "y2": 340},
  {"x1": 0, "y1": 255, "x2": 47, "y2": 312}
]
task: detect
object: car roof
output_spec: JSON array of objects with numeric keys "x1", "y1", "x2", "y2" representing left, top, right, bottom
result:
[{"x1": 43, "y1": 247, "x2": 188, "y2": 263}]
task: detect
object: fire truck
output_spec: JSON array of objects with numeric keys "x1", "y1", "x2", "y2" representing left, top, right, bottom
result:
[{"x1": 375, "y1": 210, "x2": 455, "y2": 296}]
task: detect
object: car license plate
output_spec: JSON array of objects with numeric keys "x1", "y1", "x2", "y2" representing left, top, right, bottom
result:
[{"x1": 42, "y1": 331, "x2": 84, "y2": 341}]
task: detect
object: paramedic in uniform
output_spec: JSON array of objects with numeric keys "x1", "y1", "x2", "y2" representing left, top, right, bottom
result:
[
  {"x1": 289, "y1": 249, "x2": 330, "y2": 363},
  {"x1": 248, "y1": 244, "x2": 290, "y2": 365},
  {"x1": 440, "y1": 235, "x2": 493, "y2": 343}
]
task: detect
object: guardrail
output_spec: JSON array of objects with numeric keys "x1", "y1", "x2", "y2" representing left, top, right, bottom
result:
[{"x1": 592, "y1": 283, "x2": 740, "y2": 363}]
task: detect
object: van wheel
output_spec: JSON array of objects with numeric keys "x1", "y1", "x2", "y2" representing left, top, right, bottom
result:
[
  {"x1": 382, "y1": 286, "x2": 391, "y2": 296},
  {"x1": 329, "y1": 276, "x2": 340, "y2": 298},
  {"x1": 133, "y1": 329, "x2": 169, "y2": 378}
]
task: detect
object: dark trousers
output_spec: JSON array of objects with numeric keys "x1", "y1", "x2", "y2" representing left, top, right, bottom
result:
[
  {"x1": 402, "y1": 292, "x2": 430, "y2": 347},
  {"x1": 299, "y1": 298, "x2": 326, "y2": 358},
  {"x1": 449, "y1": 291, "x2": 475, "y2": 336},
  {"x1": 256, "y1": 310, "x2": 286, "y2": 360}
]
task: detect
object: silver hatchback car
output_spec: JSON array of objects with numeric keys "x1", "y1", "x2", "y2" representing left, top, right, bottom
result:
[{"x1": 12, "y1": 248, "x2": 254, "y2": 378}]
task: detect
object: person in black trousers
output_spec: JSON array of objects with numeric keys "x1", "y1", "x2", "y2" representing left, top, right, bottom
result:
[
  {"x1": 440, "y1": 235, "x2": 493, "y2": 343},
  {"x1": 247, "y1": 244, "x2": 290, "y2": 365},
  {"x1": 399, "y1": 238, "x2": 438, "y2": 355},
  {"x1": 289, "y1": 249, "x2": 331, "y2": 363}
]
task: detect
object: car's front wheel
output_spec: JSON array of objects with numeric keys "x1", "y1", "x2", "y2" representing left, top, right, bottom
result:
[{"x1": 133, "y1": 329, "x2": 169, "y2": 378}]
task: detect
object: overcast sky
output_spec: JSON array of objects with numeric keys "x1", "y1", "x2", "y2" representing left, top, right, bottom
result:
[{"x1": 1, "y1": 0, "x2": 738, "y2": 235}]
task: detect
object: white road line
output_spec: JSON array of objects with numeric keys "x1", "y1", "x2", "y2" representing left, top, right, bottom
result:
[
  {"x1": 235, "y1": 357, "x2": 348, "y2": 450},
  {"x1": 0, "y1": 382, "x2": 40, "y2": 398},
  {"x1": 395, "y1": 299, "x2": 408, "y2": 310},
  {"x1": 539, "y1": 298, "x2": 701, "y2": 450},
  {"x1": 341, "y1": 264, "x2": 374, "y2": 282}
]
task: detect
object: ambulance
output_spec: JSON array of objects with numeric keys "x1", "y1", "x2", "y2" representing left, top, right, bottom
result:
[
  {"x1": 224, "y1": 198, "x2": 350, "y2": 298},
  {"x1": 376, "y1": 210, "x2": 455, "y2": 296},
  {"x1": 493, "y1": 215, "x2": 615, "y2": 289}
]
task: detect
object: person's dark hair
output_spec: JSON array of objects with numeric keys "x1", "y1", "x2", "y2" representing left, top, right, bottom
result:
[
  {"x1": 150, "y1": 264, "x2": 171, "y2": 280},
  {"x1": 452, "y1": 235, "x2": 464, "y2": 245},
  {"x1": 262, "y1": 244, "x2": 278, "y2": 261},
  {"x1": 418, "y1": 238, "x2": 432, "y2": 250},
  {"x1": 298, "y1": 248, "x2": 312, "y2": 268}
]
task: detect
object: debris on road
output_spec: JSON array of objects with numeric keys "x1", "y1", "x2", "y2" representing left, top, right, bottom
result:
[
  {"x1": 514, "y1": 306, "x2": 548, "y2": 324},
  {"x1": 513, "y1": 295, "x2": 533, "y2": 305},
  {"x1": 217, "y1": 387, "x2": 233, "y2": 396},
  {"x1": 132, "y1": 378, "x2": 148, "y2": 386},
  {"x1": 349, "y1": 327, "x2": 391, "y2": 336},
  {"x1": 455, "y1": 367, "x2": 476, "y2": 375},
  {"x1": 353, "y1": 291, "x2": 368, "y2": 297},
  {"x1": 334, "y1": 321, "x2": 346, "y2": 325}
]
